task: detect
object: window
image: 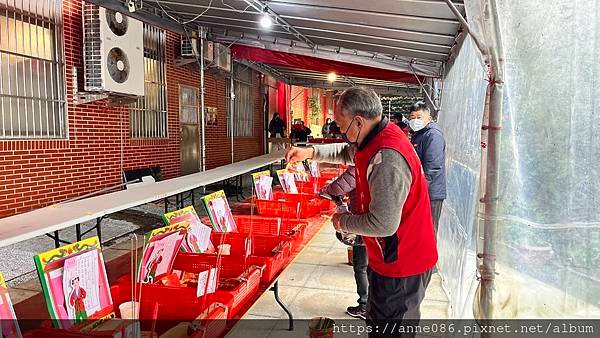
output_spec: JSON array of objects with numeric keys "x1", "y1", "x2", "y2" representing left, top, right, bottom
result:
[
  {"x1": 129, "y1": 24, "x2": 167, "y2": 138},
  {"x1": 0, "y1": 0, "x2": 66, "y2": 138},
  {"x1": 228, "y1": 63, "x2": 254, "y2": 137},
  {"x1": 179, "y1": 85, "x2": 198, "y2": 124}
]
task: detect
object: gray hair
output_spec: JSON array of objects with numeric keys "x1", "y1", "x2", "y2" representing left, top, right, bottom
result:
[{"x1": 336, "y1": 87, "x2": 383, "y2": 119}]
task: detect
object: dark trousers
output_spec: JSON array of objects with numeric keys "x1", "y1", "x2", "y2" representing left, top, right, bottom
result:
[
  {"x1": 352, "y1": 244, "x2": 368, "y2": 307},
  {"x1": 366, "y1": 268, "x2": 433, "y2": 338},
  {"x1": 430, "y1": 199, "x2": 444, "y2": 235}
]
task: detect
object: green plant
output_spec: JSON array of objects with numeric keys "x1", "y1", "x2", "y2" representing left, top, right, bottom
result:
[{"x1": 308, "y1": 96, "x2": 321, "y2": 123}]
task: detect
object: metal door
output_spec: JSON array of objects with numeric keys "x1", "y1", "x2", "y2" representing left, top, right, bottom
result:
[{"x1": 180, "y1": 86, "x2": 200, "y2": 175}]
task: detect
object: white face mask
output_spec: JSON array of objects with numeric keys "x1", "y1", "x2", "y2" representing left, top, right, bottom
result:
[{"x1": 409, "y1": 118, "x2": 426, "y2": 132}]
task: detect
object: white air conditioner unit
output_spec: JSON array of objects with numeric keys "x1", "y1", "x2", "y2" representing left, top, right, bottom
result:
[
  {"x1": 181, "y1": 31, "x2": 199, "y2": 57},
  {"x1": 214, "y1": 43, "x2": 231, "y2": 72},
  {"x1": 181, "y1": 36, "x2": 214, "y2": 64},
  {"x1": 203, "y1": 40, "x2": 214, "y2": 63},
  {"x1": 82, "y1": 4, "x2": 144, "y2": 96}
]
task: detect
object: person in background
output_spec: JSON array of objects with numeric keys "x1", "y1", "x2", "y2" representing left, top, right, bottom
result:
[
  {"x1": 320, "y1": 166, "x2": 368, "y2": 320},
  {"x1": 328, "y1": 120, "x2": 341, "y2": 137},
  {"x1": 290, "y1": 120, "x2": 312, "y2": 142},
  {"x1": 322, "y1": 118, "x2": 333, "y2": 137},
  {"x1": 268, "y1": 112, "x2": 286, "y2": 138},
  {"x1": 392, "y1": 112, "x2": 410, "y2": 137},
  {"x1": 408, "y1": 102, "x2": 446, "y2": 235},
  {"x1": 286, "y1": 88, "x2": 437, "y2": 336}
]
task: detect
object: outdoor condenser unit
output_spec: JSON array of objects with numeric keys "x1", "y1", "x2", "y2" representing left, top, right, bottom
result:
[
  {"x1": 82, "y1": 3, "x2": 144, "y2": 96},
  {"x1": 181, "y1": 31, "x2": 199, "y2": 57},
  {"x1": 181, "y1": 33, "x2": 215, "y2": 63},
  {"x1": 214, "y1": 43, "x2": 231, "y2": 72}
]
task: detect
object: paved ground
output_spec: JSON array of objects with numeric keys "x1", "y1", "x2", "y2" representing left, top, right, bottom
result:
[
  {"x1": 4, "y1": 168, "x2": 450, "y2": 338},
  {"x1": 228, "y1": 221, "x2": 449, "y2": 337}
]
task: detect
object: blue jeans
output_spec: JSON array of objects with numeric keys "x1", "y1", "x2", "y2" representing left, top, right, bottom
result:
[{"x1": 352, "y1": 242, "x2": 368, "y2": 307}]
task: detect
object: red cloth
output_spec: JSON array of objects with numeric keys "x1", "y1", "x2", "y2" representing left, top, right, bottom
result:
[
  {"x1": 276, "y1": 81, "x2": 290, "y2": 124},
  {"x1": 354, "y1": 123, "x2": 437, "y2": 277},
  {"x1": 231, "y1": 45, "x2": 421, "y2": 84}
]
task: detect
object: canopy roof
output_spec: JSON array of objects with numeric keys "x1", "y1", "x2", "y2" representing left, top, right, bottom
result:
[{"x1": 91, "y1": 0, "x2": 465, "y2": 88}]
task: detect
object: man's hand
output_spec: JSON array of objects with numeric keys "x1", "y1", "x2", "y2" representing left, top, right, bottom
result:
[
  {"x1": 285, "y1": 146, "x2": 314, "y2": 164},
  {"x1": 332, "y1": 212, "x2": 349, "y2": 232}
]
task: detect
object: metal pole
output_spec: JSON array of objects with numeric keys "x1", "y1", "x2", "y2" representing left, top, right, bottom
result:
[
  {"x1": 230, "y1": 72, "x2": 235, "y2": 163},
  {"x1": 443, "y1": 0, "x2": 488, "y2": 59},
  {"x1": 479, "y1": 0, "x2": 505, "y2": 322},
  {"x1": 200, "y1": 27, "x2": 206, "y2": 172}
]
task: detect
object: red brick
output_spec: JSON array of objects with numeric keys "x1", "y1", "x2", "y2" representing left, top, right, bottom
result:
[{"x1": 0, "y1": 0, "x2": 266, "y2": 218}]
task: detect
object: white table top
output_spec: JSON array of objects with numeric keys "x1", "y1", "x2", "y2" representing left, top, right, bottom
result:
[{"x1": 0, "y1": 151, "x2": 284, "y2": 247}]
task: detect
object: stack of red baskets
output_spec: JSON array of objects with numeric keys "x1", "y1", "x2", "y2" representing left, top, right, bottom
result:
[
  {"x1": 233, "y1": 215, "x2": 307, "y2": 252},
  {"x1": 210, "y1": 232, "x2": 293, "y2": 284},
  {"x1": 255, "y1": 191, "x2": 328, "y2": 218}
]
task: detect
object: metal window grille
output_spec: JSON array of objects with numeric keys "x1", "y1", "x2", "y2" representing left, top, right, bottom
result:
[
  {"x1": 129, "y1": 24, "x2": 167, "y2": 139},
  {"x1": 228, "y1": 63, "x2": 254, "y2": 137},
  {"x1": 0, "y1": 0, "x2": 66, "y2": 139}
]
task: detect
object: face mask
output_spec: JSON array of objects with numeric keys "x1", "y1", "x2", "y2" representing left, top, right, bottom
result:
[
  {"x1": 409, "y1": 118, "x2": 425, "y2": 132},
  {"x1": 341, "y1": 117, "x2": 361, "y2": 147}
]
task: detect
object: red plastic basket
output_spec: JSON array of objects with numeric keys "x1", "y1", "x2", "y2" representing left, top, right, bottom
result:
[
  {"x1": 111, "y1": 276, "x2": 235, "y2": 321},
  {"x1": 231, "y1": 215, "x2": 307, "y2": 250},
  {"x1": 320, "y1": 171, "x2": 341, "y2": 180},
  {"x1": 255, "y1": 192, "x2": 321, "y2": 218},
  {"x1": 188, "y1": 303, "x2": 228, "y2": 338},
  {"x1": 23, "y1": 330, "x2": 119, "y2": 338},
  {"x1": 172, "y1": 253, "x2": 263, "y2": 318},
  {"x1": 22, "y1": 302, "x2": 227, "y2": 338},
  {"x1": 296, "y1": 177, "x2": 333, "y2": 194},
  {"x1": 210, "y1": 233, "x2": 292, "y2": 284}
]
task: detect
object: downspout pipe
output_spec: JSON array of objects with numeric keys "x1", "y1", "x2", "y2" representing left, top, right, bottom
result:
[
  {"x1": 231, "y1": 73, "x2": 235, "y2": 163},
  {"x1": 200, "y1": 27, "x2": 206, "y2": 172}
]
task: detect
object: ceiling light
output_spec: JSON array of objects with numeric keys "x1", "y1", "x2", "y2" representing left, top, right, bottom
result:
[
  {"x1": 327, "y1": 72, "x2": 337, "y2": 82},
  {"x1": 260, "y1": 12, "x2": 272, "y2": 29}
]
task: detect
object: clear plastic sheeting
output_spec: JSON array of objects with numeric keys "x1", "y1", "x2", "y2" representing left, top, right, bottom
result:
[
  {"x1": 469, "y1": 0, "x2": 600, "y2": 318},
  {"x1": 436, "y1": 36, "x2": 488, "y2": 318}
]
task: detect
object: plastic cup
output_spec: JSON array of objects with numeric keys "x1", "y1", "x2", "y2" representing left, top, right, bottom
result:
[
  {"x1": 119, "y1": 301, "x2": 139, "y2": 320},
  {"x1": 218, "y1": 244, "x2": 231, "y2": 255}
]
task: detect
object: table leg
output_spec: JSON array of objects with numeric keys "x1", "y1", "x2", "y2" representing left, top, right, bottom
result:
[
  {"x1": 76, "y1": 224, "x2": 82, "y2": 241},
  {"x1": 239, "y1": 175, "x2": 245, "y2": 199},
  {"x1": 270, "y1": 281, "x2": 293, "y2": 331},
  {"x1": 52, "y1": 231, "x2": 60, "y2": 248},
  {"x1": 95, "y1": 218, "x2": 103, "y2": 243}
]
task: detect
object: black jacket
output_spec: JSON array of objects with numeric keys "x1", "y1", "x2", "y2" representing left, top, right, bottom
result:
[
  {"x1": 411, "y1": 122, "x2": 446, "y2": 200},
  {"x1": 268, "y1": 117, "x2": 285, "y2": 137}
]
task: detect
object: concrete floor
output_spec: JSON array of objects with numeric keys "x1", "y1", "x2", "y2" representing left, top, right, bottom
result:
[
  {"x1": 4, "y1": 167, "x2": 450, "y2": 336},
  {"x1": 228, "y1": 221, "x2": 449, "y2": 337}
]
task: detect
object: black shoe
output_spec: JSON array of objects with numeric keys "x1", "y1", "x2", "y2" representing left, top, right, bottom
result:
[{"x1": 346, "y1": 305, "x2": 366, "y2": 320}]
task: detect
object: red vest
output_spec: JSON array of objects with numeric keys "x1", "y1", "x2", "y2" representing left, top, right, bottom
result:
[{"x1": 355, "y1": 122, "x2": 438, "y2": 277}]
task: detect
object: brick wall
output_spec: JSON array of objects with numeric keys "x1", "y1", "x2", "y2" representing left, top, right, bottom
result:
[
  {"x1": 0, "y1": 0, "x2": 265, "y2": 218},
  {"x1": 290, "y1": 85, "x2": 305, "y2": 123}
]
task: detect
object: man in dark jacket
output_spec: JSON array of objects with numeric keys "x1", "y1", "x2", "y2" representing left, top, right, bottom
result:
[
  {"x1": 268, "y1": 112, "x2": 286, "y2": 138},
  {"x1": 409, "y1": 102, "x2": 446, "y2": 235}
]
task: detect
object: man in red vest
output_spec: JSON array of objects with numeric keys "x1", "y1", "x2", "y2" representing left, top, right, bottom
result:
[{"x1": 286, "y1": 88, "x2": 437, "y2": 336}]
